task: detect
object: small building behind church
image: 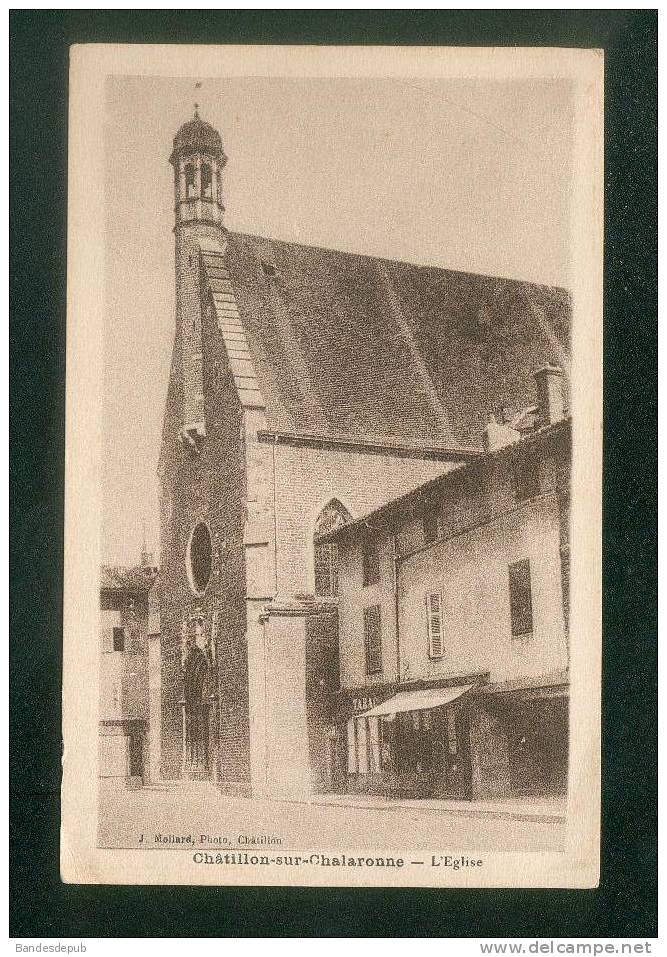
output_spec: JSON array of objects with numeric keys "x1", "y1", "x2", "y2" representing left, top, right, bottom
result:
[
  {"x1": 99, "y1": 553, "x2": 159, "y2": 789},
  {"x1": 318, "y1": 366, "x2": 570, "y2": 800}
]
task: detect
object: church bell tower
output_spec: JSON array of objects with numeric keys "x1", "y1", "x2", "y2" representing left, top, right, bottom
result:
[{"x1": 169, "y1": 108, "x2": 228, "y2": 446}]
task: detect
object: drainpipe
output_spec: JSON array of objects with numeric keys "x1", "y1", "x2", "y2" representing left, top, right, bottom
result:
[
  {"x1": 392, "y1": 534, "x2": 401, "y2": 685},
  {"x1": 271, "y1": 435, "x2": 279, "y2": 598}
]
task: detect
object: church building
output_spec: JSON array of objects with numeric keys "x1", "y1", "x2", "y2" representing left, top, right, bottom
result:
[{"x1": 155, "y1": 110, "x2": 571, "y2": 800}]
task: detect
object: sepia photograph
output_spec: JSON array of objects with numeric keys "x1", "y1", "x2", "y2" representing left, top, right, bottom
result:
[{"x1": 60, "y1": 44, "x2": 603, "y2": 888}]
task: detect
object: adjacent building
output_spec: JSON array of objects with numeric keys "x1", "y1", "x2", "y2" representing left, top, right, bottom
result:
[
  {"x1": 99, "y1": 553, "x2": 159, "y2": 789},
  {"x1": 154, "y1": 109, "x2": 571, "y2": 800},
  {"x1": 317, "y1": 367, "x2": 570, "y2": 800}
]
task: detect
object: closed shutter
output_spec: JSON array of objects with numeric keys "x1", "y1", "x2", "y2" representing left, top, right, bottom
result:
[
  {"x1": 426, "y1": 592, "x2": 444, "y2": 658},
  {"x1": 356, "y1": 718, "x2": 368, "y2": 774},
  {"x1": 368, "y1": 718, "x2": 381, "y2": 772},
  {"x1": 363, "y1": 605, "x2": 383, "y2": 674},
  {"x1": 346, "y1": 719, "x2": 357, "y2": 774},
  {"x1": 509, "y1": 558, "x2": 534, "y2": 637}
]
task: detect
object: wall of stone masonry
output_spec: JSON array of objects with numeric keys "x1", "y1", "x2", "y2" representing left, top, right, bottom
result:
[
  {"x1": 271, "y1": 441, "x2": 454, "y2": 598},
  {"x1": 158, "y1": 277, "x2": 250, "y2": 782}
]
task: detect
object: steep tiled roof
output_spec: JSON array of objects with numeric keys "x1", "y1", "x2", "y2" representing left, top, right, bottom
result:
[
  {"x1": 205, "y1": 233, "x2": 570, "y2": 451},
  {"x1": 100, "y1": 565, "x2": 158, "y2": 595}
]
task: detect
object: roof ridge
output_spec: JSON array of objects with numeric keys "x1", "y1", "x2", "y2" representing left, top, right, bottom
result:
[{"x1": 226, "y1": 230, "x2": 572, "y2": 295}]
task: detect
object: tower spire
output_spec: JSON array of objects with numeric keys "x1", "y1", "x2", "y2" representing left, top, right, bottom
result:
[
  {"x1": 169, "y1": 110, "x2": 227, "y2": 444},
  {"x1": 141, "y1": 520, "x2": 152, "y2": 568}
]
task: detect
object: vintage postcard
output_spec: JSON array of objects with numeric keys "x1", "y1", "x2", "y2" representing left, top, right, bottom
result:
[{"x1": 61, "y1": 44, "x2": 603, "y2": 887}]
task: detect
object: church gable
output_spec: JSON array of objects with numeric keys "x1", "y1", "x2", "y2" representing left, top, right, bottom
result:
[{"x1": 199, "y1": 246, "x2": 265, "y2": 412}]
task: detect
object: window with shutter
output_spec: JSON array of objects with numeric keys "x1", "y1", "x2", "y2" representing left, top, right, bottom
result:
[
  {"x1": 363, "y1": 605, "x2": 383, "y2": 674},
  {"x1": 362, "y1": 538, "x2": 380, "y2": 587},
  {"x1": 509, "y1": 558, "x2": 534, "y2": 637},
  {"x1": 426, "y1": 592, "x2": 444, "y2": 658}
]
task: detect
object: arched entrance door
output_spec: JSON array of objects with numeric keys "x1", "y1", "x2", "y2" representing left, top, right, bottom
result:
[{"x1": 183, "y1": 644, "x2": 211, "y2": 778}]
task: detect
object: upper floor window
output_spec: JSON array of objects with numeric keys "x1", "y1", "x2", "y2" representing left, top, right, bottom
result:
[
  {"x1": 509, "y1": 558, "x2": 533, "y2": 638},
  {"x1": 513, "y1": 451, "x2": 540, "y2": 501},
  {"x1": 313, "y1": 500, "x2": 352, "y2": 598},
  {"x1": 362, "y1": 537, "x2": 380, "y2": 587},
  {"x1": 363, "y1": 604, "x2": 383, "y2": 675},
  {"x1": 422, "y1": 509, "x2": 440, "y2": 544},
  {"x1": 426, "y1": 592, "x2": 444, "y2": 658},
  {"x1": 112, "y1": 627, "x2": 126, "y2": 652}
]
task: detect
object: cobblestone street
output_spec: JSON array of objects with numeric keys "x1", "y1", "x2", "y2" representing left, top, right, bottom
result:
[{"x1": 98, "y1": 782, "x2": 565, "y2": 855}]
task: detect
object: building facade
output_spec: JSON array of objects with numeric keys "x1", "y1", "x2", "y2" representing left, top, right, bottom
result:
[
  {"x1": 319, "y1": 369, "x2": 570, "y2": 800},
  {"x1": 99, "y1": 554, "x2": 159, "y2": 789},
  {"x1": 155, "y1": 110, "x2": 571, "y2": 800}
]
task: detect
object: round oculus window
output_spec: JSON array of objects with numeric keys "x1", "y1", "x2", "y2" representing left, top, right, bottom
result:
[{"x1": 186, "y1": 522, "x2": 213, "y2": 595}]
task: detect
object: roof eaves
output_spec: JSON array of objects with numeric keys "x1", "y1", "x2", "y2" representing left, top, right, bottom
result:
[
  {"x1": 257, "y1": 429, "x2": 481, "y2": 462},
  {"x1": 315, "y1": 416, "x2": 571, "y2": 544}
]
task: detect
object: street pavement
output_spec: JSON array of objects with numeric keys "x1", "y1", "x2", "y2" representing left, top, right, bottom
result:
[{"x1": 98, "y1": 782, "x2": 565, "y2": 854}]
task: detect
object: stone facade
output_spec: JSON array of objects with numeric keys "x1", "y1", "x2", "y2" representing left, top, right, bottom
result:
[
  {"x1": 99, "y1": 562, "x2": 158, "y2": 789},
  {"x1": 323, "y1": 410, "x2": 571, "y2": 800}
]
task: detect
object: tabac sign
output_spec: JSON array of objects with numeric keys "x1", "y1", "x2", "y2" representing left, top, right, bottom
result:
[{"x1": 334, "y1": 687, "x2": 396, "y2": 723}]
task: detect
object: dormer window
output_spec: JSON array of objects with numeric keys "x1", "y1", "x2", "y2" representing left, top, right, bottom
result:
[
  {"x1": 261, "y1": 262, "x2": 277, "y2": 278},
  {"x1": 201, "y1": 162, "x2": 213, "y2": 199}
]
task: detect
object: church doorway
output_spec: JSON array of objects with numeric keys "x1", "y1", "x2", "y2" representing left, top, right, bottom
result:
[{"x1": 182, "y1": 644, "x2": 211, "y2": 778}]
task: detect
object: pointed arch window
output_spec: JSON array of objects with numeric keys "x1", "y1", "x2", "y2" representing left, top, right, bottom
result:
[{"x1": 314, "y1": 500, "x2": 352, "y2": 598}]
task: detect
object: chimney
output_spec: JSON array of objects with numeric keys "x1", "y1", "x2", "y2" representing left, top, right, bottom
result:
[{"x1": 534, "y1": 364, "x2": 565, "y2": 425}]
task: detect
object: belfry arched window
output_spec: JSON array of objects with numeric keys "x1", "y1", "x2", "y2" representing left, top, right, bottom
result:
[
  {"x1": 314, "y1": 500, "x2": 352, "y2": 598},
  {"x1": 201, "y1": 162, "x2": 213, "y2": 199},
  {"x1": 185, "y1": 162, "x2": 196, "y2": 198}
]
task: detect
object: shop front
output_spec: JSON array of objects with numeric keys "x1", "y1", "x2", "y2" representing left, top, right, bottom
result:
[
  {"x1": 333, "y1": 680, "x2": 483, "y2": 800},
  {"x1": 469, "y1": 682, "x2": 569, "y2": 799},
  {"x1": 331, "y1": 678, "x2": 569, "y2": 801},
  {"x1": 504, "y1": 690, "x2": 569, "y2": 796}
]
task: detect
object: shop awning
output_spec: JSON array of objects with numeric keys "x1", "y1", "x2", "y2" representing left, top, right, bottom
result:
[{"x1": 360, "y1": 684, "x2": 474, "y2": 718}]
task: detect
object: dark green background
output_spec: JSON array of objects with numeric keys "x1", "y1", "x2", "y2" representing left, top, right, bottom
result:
[{"x1": 10, "y1": 10, "x2": 657, "y2": 938}]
